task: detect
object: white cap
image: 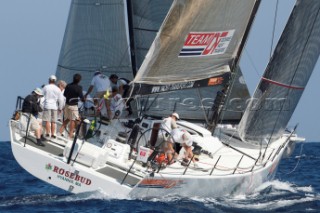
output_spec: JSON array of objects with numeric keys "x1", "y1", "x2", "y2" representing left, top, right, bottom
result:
[
  {"x1": 33, "y1": 88, "x2": 43, "y2": 96},
  {"x1": 172, "y1": 112, "x2": 180, "y2": 120},
  {"x1": 49, "y1": 75, "x2": 57, "y2": 81},
  {"x1": 94, "y1": 71, "x2": 101, "y2": 76}
]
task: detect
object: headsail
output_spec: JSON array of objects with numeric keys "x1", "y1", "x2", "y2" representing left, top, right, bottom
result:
[
  {"x1": 132, "y1": 0, "x2": 259, "y2": 122},
  {"x1": 133, "y1": 0, "x2": 259, "y2": 84},
  {"x1": 238, "y1": 0, "x2": 320, "y2": 145}
]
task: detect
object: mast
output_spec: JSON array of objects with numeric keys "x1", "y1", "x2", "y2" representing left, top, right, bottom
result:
[
  {"x1": 207, "y1": 0, "x2": 261, "y2": 132},
  {"x1": 125, "y1": 0, "x2": 138, "y2": 77}
]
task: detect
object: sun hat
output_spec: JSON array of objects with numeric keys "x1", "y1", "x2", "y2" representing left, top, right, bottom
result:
[
  {"x1": 94, "y1": 70, "x2": 101, "y2": 76},
  {"x1": 172, "y1": 112, "x2": 180, "y2": 120},
  {"x1": 33, "y1": 88, "x2": 43, "y2": 96},
  {"x1": 49, "y1": 75, "x2": 57, "y2": 81}
]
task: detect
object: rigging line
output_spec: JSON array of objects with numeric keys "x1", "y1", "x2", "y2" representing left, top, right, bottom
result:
[
  {"x1": 196, "y1": 88, "x2": 210, "y2": 124},
  {"x1": 281, "y1": 142, "x2": 304, "y2": 176},
  {"x1": 133, "y1": 27, "x2": 158, "y2": 33},
  {"x1": 144, "y1": 94, "x2": 159, "y2": 112},
  {"x1": 269, "y1": 0, "x2": 279, "y2": 59},
  {"x1": 244, "y1": 49, "x2": 261, "y2": 77},
  {"x1": 263, "y1": 4, "x2": 320, "y2": 154}
]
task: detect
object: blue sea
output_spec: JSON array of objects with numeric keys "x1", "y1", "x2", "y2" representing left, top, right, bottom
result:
[{"x1": 0, "y1": 141, "x2": 319, "y2": 212}]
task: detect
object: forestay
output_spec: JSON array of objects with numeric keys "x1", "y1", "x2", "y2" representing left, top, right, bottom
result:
[{"x1": 238, "y1": 0, "x2": 320, "y2": 145}]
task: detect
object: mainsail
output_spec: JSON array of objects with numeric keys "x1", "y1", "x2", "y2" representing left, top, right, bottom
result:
[
  {"x1": 132, "y1": 0, "x2": 259, "y2": 122},
  {"x1": 238, "y1": 0, "x2": 320, "y2": 145},
  {"x1": 56, "y1": 0, "x2": 172, "y2": 88}
]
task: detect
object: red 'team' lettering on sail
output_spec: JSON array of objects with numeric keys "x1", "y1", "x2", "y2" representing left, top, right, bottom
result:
[{"x1": 180, "y1": 30, "x2": 235, "y2": 57}]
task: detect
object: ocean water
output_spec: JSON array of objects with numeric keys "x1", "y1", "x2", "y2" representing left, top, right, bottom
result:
[{"x1": 0, "y1": 141, "x2": 319, "y2": 213}]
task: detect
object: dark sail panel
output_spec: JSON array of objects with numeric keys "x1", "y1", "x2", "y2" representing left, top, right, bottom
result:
[
  {"x1": 138, "y1": 69, "x2": 250, "y2": 123},
  {"x1": 131, "y1": 0, "x2": 173, "y2": 70},
  {"x1": 238, "y1": 0, "x2": 320, "y2": 145},
  {"x1": 221, "y1": 67, "x2": 251, "y2": 123}
]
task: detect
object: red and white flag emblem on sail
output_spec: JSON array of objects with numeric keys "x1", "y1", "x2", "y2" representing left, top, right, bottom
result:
[{"x1": 179, "y1": 30, "x2": 235, "y2": 57}]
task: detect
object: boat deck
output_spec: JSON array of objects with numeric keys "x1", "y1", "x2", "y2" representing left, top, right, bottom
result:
[{"x1": 10, "y1": 119, "x2": 286, "y2": 181}]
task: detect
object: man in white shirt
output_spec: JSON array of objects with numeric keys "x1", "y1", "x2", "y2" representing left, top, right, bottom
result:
[
  {"x1": 84, "y1": 71, "x2": 111, "y2": 106},
  {"x1": 42, "y1": 75, "x2": 64, "y2": 138},
  {"x1": 57, "y1": 80, "x2": 67, "y2": 122}
]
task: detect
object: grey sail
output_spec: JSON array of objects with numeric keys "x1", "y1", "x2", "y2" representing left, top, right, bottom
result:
[
  {"x1": 132, "y1": 0, "x2": 258, "y2": 122},
  {"x1": 238, "y1": 0, "x2": 320, "y2": 145},
  {"x1": 56, "y1": 0, "x2": 172, "y2": 89}
]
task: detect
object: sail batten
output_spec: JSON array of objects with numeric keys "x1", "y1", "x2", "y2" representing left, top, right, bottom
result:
[{"x1": 239, "y1": 0, "x2": 320, "y2": 145}]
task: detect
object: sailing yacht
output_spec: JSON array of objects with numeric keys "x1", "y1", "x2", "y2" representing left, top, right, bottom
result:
[{"x1": 9, "y1": 0, "x2": 320, "y2": 198}]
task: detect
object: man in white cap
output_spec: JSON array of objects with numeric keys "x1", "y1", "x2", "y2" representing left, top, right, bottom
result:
[
  {"x1": 42, "y1": 75, "x2": 64, "y2": 139},
  {"x1": 21, "y1": 88, "x2": 45, "y2": 146},
  {"x1": 161, "y1": 113, "x2": 179, "y2": 132}
]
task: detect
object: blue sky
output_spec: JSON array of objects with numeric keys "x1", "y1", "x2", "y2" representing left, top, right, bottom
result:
[{"x1": 0, "y1": 0, "x2": 319, "y2": 142}]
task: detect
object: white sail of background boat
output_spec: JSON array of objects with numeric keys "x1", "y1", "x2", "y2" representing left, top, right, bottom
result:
[{"x1": 9, "y1": 0, "x2": 320, "y2": 198}]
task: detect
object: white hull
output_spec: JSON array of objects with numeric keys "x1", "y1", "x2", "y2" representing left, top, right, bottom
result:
[{"x1": 9, "y1": 118, "x2": 299, "y2": 198}]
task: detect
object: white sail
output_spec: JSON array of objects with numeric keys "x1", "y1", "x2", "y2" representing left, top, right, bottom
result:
[{"x1": 133, "y1": 0, "x2": 258, "y2": 84}]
